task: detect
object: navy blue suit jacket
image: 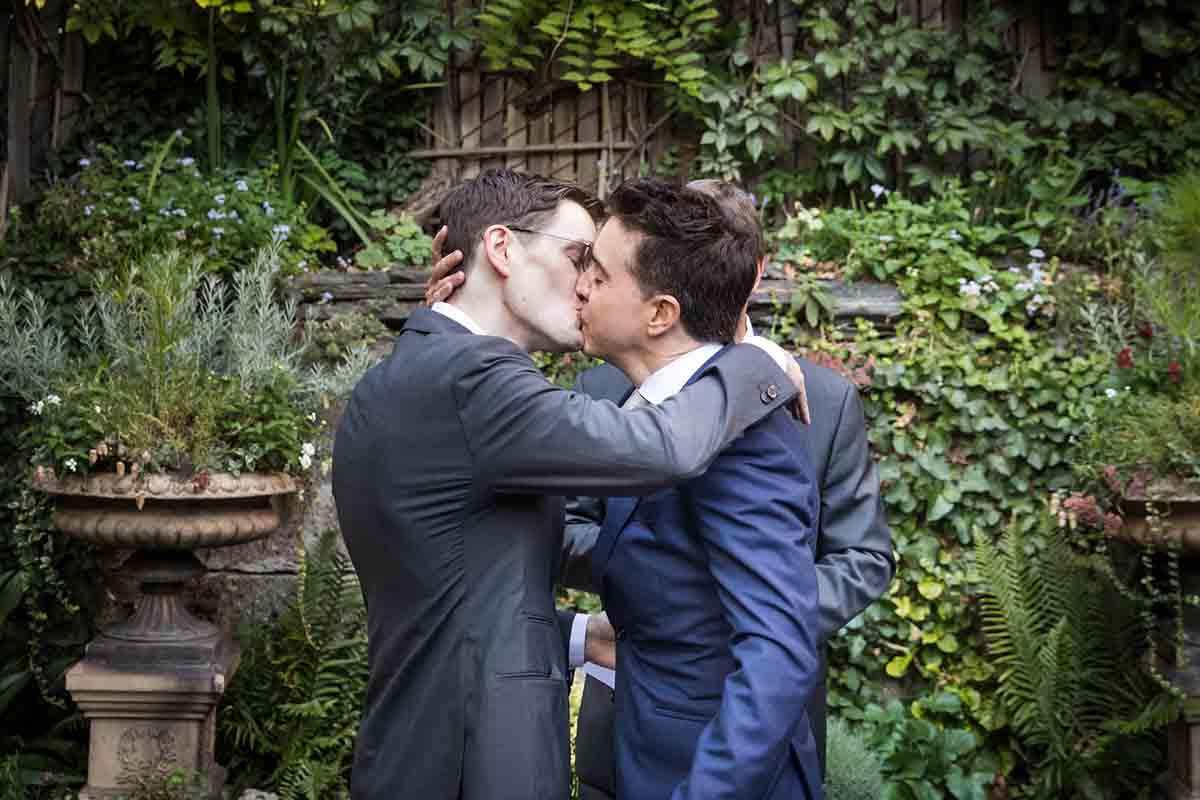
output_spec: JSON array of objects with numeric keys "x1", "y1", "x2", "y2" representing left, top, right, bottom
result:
[{"x1": 593, "y1": 353, "x2": 824, "y2": 800}]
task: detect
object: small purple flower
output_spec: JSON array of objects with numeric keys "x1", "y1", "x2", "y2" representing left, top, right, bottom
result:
[
  {"x1": 272, "y1": 223, "x2": 291, "y2": 241},
  {"x1": 207, "y1": 209, "x2": 226, "y2": 221},
  {"x1": 83, "y1": 205, "x2": 95, "y2": 216},
  {"x1": 262, "y1": 201, "x2": 275, "y2": 217},
  {"x1": 1029, "y1": 248, "x2": 1045, "y2": 260},
  {"x1": 870, "y1": 184, "x2": 887, "y2": 199},
  {"x1": 877, "y1": 235, "x2": 894, "y2": 243},
  {"x1": 178, "y1": 157, "x2": 195, "y2": 167},
  {"x1": 123, "y1": 160, "x2": 137, "y2": 168},
  {"x1": 319, "y1": 291, "x2": 334, "y2": 304},
  {"x1": 78, "y1": 158, "x2": 91, "y2": 167},
  {"x1": 235, "y1": 180, "x2": 249, "y2": 192}
]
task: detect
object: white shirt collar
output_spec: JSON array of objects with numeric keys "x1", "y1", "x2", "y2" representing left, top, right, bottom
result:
[
  {"x1": 637, "y1": 344, "x2": 724, "y2": 406},
  {"x1": 431, "y1": 302, "x2": 487, "y2": 335}
]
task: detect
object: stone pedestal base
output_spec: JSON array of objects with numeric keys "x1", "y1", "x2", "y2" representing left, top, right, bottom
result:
[{"x1": 67, "y1": 636, "x2": 238, "y2": 800}]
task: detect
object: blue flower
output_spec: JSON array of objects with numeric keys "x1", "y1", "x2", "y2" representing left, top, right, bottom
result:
[{"x1": 78, "y1": 158, "x2": 91, "y2": 167}]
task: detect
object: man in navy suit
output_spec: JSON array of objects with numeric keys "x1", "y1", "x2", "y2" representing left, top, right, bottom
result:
[{"x1": 574, "y1": 178, "x2": 823, "y2": 799}]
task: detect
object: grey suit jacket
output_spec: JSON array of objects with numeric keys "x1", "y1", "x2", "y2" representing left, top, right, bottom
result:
[
  {"x1": 332, "y1": 308, "x2": 795, "y2": 800},
  {"x1": 563, "y1": 359, "x2": 894, "y2": 794}
]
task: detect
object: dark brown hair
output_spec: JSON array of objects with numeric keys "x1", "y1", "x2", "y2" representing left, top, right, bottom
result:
[
  {"x1": 686, "y1": 179, "x2": 765, "y2": 260},
  {"x1": 607, "y1": 178, "x2": 758, "y2": 343},
  {"x1": 438, "y1": 169, "x2": 602, "y2": 274}
]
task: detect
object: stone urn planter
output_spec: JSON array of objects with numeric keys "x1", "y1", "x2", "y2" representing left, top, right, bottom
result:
[
  {"x1": 33, "y1": 471, "x2": 298, "y2": 800},
  {"x1": 1116, "y1": 479, "x2": 1200, "y2": 800}
]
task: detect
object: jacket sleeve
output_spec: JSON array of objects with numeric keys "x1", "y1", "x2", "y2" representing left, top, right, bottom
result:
[
  {"x1": 455, "y1": 339, "x2": 793, "y2": 497},
  {"x1": 673, "y1": 413, "x2": 822, "y2": 800},
  {"x1": 813, "y1": 384, "x2": 895, "y2": 641}
]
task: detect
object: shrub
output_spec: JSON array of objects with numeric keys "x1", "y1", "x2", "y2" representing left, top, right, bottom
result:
[
  {"x1": 824, "y1": 717, "x2": 884, "y2": 800},
  {"x1": 36, "y1": 136, "x2": 334, "y2": 278}
]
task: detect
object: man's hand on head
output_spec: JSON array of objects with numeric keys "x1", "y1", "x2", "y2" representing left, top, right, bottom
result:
[{"x1": 424, "y1": 225, "x2": 465, "y2": 306}]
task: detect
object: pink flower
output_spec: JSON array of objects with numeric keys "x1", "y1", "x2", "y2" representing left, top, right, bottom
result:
[{"x1": 1104, "y1": 513, "x2": 1123, "y2": 535}]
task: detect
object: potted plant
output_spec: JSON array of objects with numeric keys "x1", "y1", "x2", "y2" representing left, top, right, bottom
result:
[{"x1": 0, "y1": 241, "x2": 361, "y2": 798}]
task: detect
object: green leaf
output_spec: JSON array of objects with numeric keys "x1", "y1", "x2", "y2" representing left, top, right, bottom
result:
[
  {"x1": 0, "y1": 571, "x2": 24, "y2": 628},
  {"x1": 928, "y1": 493, "x2": 955, "y2": 522},
  {"x1": 917, "y1": 579, "x2": 945, "y2": 600}
]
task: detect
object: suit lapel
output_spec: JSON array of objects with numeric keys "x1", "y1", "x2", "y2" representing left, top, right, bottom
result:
[
  {"x1": 592, "y1": 495, "x2": 638, "y2": 579},
  {"x1": 592, "y1": 349, "x2": 728, "y2": 580}
]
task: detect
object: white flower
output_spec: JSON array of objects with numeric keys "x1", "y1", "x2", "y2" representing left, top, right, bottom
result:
[
  {"x1": 870, "y1": 184, "x2": 887, "y2": 199},
  {"x1": 307, "y1": 412, "x2": 318, "y2": 423},
  {"x1": 958, "y1": 280, "x2": 982, "y2": 297},
  {"x1": 298, "y1": 260, "x2": 308, "y2": 271},
  {"x1": 83, "y1": 205, "x2": 95, "y2": 216},
  {"x1": 1029, "y1": 248, "x2": 1046, "y2": 260},
  {"x1": 80, "y1": 188, "x2": 88, "y2": 197},
  {"x1": 46, "y1": 394, "x2": 62, "y2": 406},
  {"x1": 207, "y1": 209, "x2": 226, "y2": 221},
  {"x1": 948, "y1": 229, "x2": 962, "y2": 241},
  {"x1": 214, "y1": 194, "x2": 226, "y2": 205},
  {"x1": 178, "y1": 157, "x2": 195, "y2": 167},
  {"x1": 29, "y1": 400, "x2": 44, "y2": 415},
  {"x1": 229, "y1": 210, "x2": 240, "y2": 221},
  {"x1": 64, "y1": 458, "x2": 78, "y2": 472},
  {"x1": 173, "y1": 208, "x2": 188, "y2": 217},
  {"x1": 1015, "y1": 281, "x2": 1034, "y2": 293},
  {"x1": 262, "y1": 201, "x2": 275, "y2": 217},
  {"x1": 123, "y1": 160, "x2": 136, "y2": 168},
  {"x1": 299, "y1": 453, "x2": 313, "y2": 470},
  {"x1": 174, "y1": 128, "x2": 184, "y2": 137},
  {"x1": 272, "y1": 223, "x2": 291, "y2": 241},
  {"x1": 235, "y1": 180, "x2": 249, "y2": 192},
  {"x1": 302, "y1": 442, "x2": 317, "y2": 457},
  {"x1": 212, "y1": 227, "x2": 225, "y2": 238},
  {"x1": 176, "y1": 230, "x2": 187, "y2": 241},
  {"x1": 128, "y1": 197, "x2": 141, "y2": 211},
  {"x1": 78, "y1": 158, "x2": 91, "y2": 167},
  {"x1": 1105, "y1": 388, "x2": 1118, "y2": 398},
  {"x1": 877, "y1": 235, "x2": 895, "y2": 243},
  {"x1": 95, "y1": 405, "x2": 103, "y2": 414}
]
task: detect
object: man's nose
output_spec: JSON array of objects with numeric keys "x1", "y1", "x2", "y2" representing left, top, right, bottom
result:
[{"x1": 575, "y1": 268, "x2": 592, "y2": 301}]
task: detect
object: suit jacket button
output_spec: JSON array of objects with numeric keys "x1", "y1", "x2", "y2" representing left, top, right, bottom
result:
[{"x1": 762, "y1": 384, "x2": 779, "y2": 403}]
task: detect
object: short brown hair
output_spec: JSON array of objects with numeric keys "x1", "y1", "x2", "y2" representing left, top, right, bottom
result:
[
  {"x1": 607, "y1": 178, "x2": 758, "y2": 344},
  {"x1": 439, "y1": 169, "x2": 603, "y2": 274},
  {"x1": 686, "y1": 179, "x2": 765, "y2": 260}
]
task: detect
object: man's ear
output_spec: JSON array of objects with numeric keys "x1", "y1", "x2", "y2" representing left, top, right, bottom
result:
[
  {"x1": 481, "y1": 224, "x2": 514, "y2": 279},
  {"x1": 646, "y1": 295, "x2": 682, "y2": 338}
]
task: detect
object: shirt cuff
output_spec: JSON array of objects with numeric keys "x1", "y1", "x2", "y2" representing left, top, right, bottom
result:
[
  {"x1": 743, "y1": 334, "x2": 790, "y2": 374},
  {"x1": 569, "y1": 613, "x2": 589, "y2": 668}
]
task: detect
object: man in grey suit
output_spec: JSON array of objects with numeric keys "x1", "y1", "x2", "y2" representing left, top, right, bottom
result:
[
  {"x1": 333, "y1": 170, "x2": 809, "y2": 800},
  {"x1": 561, "y1": 181, "x2": 895, "y2": 800}
]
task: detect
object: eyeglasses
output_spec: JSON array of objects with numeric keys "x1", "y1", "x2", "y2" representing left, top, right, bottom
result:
[{"x1": 508, "y1": 226, "x2": 593, "y2": 273}]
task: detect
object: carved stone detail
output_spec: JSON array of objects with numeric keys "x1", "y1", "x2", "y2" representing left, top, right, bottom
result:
[
  {"x1": 33, "y1": 471, "x2": 297, "y2": 500},
  {"x1": 117, "y1": 726, "x2": 178, "y2": 773}
]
